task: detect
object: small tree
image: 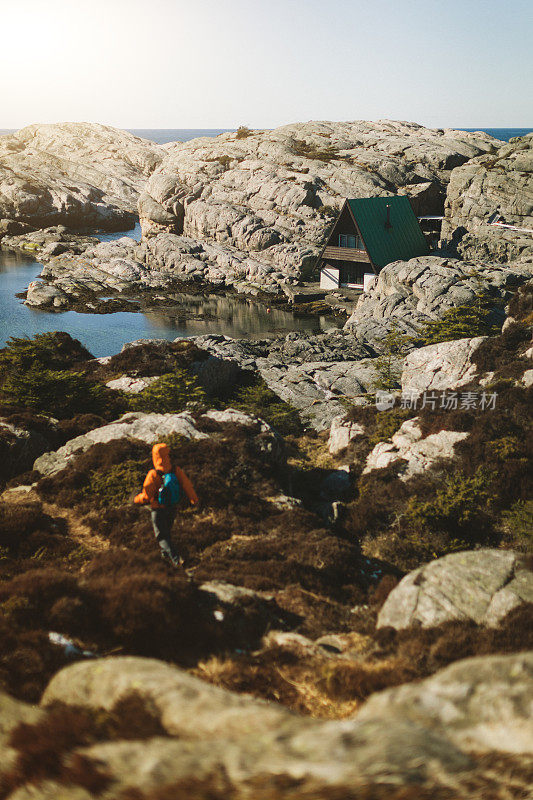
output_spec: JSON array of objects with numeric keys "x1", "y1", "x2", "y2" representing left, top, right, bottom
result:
[
  {"x1": 373, "y1": 325, "x2": 411, "y2": 391},
  {"x1": 412, "y1": 294, "x2": 503, "y2": 347}
]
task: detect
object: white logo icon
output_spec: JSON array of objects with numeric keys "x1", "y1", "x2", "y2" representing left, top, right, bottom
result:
[{"x1": 375, "y1": 391, "x2": 395, "y2": 411}]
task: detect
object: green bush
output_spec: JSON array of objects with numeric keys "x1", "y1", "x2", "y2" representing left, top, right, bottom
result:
[
  {"x1": 231, "y1": 379, "x2": 302, "y2": 436},
  {"x1": 0, "y1": 367, "x2": 117, "y2": 419},
  {"x1": 403, "y1": 467, "x2": 494, "y2": 537},
  {"x1": 367, "y1": 409, "x2": 411, "y2": 447},
  {"x1": 500, "y1": 500, "x2": 533, "y2": 550},
  {"x1": 373, "y1": 326, "x2": 411, "y2": 390},
  {"x1": 82, "y1": 460, "x2": 148, "y2": 508},
  {"x1": 126, "y1": 370, "x2": 206, "y2": 414},
  {"x1": 0, "y1": 332, "x2": 92, "y2": 379},
  {"x1": 411, "y1": 294, "x2": 502, "y2": 347}
]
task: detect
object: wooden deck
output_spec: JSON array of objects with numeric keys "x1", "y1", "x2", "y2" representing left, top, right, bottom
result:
[{"x1": 322, "y1": 246, "x2": 370, "y2": 263}]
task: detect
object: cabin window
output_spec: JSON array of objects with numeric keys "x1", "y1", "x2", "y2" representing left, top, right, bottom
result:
[{"x1": 339, "y1": 233, "x2": 363, "y2": 250}]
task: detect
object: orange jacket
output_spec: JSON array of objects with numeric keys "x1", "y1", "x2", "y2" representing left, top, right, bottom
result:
[{"x1": 134, "y1": 443, "x2": 198, "y2": 509}]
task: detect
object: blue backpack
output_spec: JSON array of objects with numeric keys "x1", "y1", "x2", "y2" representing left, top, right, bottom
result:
[{"x1": 158, "y1": 472, "x2": 181, "y2": 506}]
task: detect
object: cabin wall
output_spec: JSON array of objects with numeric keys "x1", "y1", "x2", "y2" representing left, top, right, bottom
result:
[{"x1": 319, "y1": 259, "x2": 375, "y2": 289}]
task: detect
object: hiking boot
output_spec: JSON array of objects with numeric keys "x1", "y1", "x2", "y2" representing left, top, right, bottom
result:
[{"x1": 162, "y1": 552, "x2": 184, "y2": 568}]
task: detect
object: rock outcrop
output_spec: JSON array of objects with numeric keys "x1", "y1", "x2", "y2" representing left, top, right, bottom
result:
[
  {"x1": 377, "y1": 549, "x2": 533, "y2": 629},
  {"x1": 401, "y1": 336, "x2": 486, "y2": 393},
  {"x1": 35, "y1": 652, "x2": 533, "y2": 797},
  {"x1": 344, "y1": 255, "x2": 531, "y2": 346},
  {"x1": 32, "y1": 408, "x2": 280, "y2": 477},
  {"x1": 0, "y1": 123, "x2": 163, "y2": 231},
  {"x1": 363, "y1": 417, "x2": 469, "y2": 478},
  {"x1": 32, "y1": 411, "x2": 209, "y2": 476},
  {"x1": 139, "y1": 121, "x2": 499, "y2": 281},
  {"x1": 357, "y1": 651, "x2": 533, "y2": 754},
  {"x1": 441, "y1": 132, "x2": 533, "y2": 263}
]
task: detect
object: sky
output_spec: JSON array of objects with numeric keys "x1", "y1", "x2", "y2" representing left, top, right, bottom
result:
[{"x1": 1, "y1": 0, "x2": 531, "y2": 130}]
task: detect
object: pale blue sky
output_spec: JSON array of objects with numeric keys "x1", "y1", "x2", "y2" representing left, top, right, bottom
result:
[{"x1": 1, "y1": 0, "x2": 531, "y2": 128}]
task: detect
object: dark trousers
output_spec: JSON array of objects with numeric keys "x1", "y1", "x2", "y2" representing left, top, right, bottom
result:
[{"x1": 150, "y1": 507, "x2": 179, "y2": 560}]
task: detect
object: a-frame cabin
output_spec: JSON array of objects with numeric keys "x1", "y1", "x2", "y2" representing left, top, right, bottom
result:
[{"x1": 318, "y1": 196, "x2": 430, "y2": 291}]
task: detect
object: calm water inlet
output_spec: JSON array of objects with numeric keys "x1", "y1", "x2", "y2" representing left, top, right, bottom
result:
[{"x1": 0, "y1": 227, "x2": 339, "y2": 357}]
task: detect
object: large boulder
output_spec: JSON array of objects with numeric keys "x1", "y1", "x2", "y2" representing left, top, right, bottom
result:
[
  {"x1": 0, "y1": 123, "x2": 163, "y2": 231},
  {"x1": 344, "y1": 256, "x2": 530, "y2": 348},
  {"x1": 357, "y1": 652, "x2": 533, "y2": 754},
  {"x1": 377, "y1": 549, "x2": 533, "y2": 629},
  {"x1": 42, "y1": 656, "x2": 292, "y2": 740},
  {"x1": 363, "y1": 417, "x2": 469, "y2": 478},
  {"x1": 33, "y1": 411, "x2": 209, "y2": 476},
  {"x1": 401, "y1": 336, "x2": 486, "y2": 393},
  {"x1": 0, "y1": 692, "x2": 42, "y2": 771},
  {"x1": 441, "y1": 132, "x2": 533, "y2": 263},
  {"x1": 37, "y1": 652, "x2": 533, "y2": 796}
]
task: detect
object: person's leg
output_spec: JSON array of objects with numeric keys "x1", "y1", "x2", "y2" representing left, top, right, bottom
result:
[{"x1": 150, "y1": 508, "x2": 181, "y2": 564}]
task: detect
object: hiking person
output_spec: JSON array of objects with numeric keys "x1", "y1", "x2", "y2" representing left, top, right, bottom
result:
[{"x1": 134, "y1": 442, "x2": 198, "y2": 567}]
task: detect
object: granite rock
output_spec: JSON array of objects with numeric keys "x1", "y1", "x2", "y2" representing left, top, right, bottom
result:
[
  {"x1": 139, "y1": 120, "x2": 498, "y2": 288},
  {"x1": 442, "y1": 132, "x2": 533, "y2": 263},
  {"x1": 344, "y1": 256, "x2": 531, "y2": 348},
  {"x1": 33, "y1": 412, "x2": 209, "y2": 476},
  {"x1": 357, "y1": 651, "x2": 533, "y2": 754},
  {"x1": 0, "y1": 122, "x2": 163, "y2": 231},
  {"x1": 363, "y1": 417, "x2": 469, "y2": 478},
  {"x1": 401, "y1": 336, "x2": 486, "y2": 393},
  {"x1": 328, "y1": 414, "x2": 366, "y2": 455},
  {"x1": 377, "y1": 549, "x2": 533, "y2": 629}
]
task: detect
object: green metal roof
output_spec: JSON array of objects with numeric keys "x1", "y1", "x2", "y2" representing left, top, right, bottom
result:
[{"x1": 347, "y1": 196, "x2": 429, "y2": 268}]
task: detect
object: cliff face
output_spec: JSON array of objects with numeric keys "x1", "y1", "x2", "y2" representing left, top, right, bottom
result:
[
  {"x1": 139, "y1": 120, "x2": 499, "y2": 278},
  {"x1": 0, "y1": 122, "x2": 164, "y2": 231},
  {"x1": 442, "y1": 133, "x2": 533, "y2": 263}
]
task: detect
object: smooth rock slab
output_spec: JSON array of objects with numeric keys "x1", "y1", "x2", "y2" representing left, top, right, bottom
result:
[
  {"x1": 357, "y1": 652, "x2": 533, "y2": 754},
  {"x1": 42, "y1": 656, "x2": 473, "y2": 791},
  {"x1": 377, "y1": 549, "x2": 533, "y2": 630},
  {"x1": 42, "y1": 656, "x2": 293, "y2": 741},
  {"x1": 401, "y1": 336, "x2": 486, "y2": 393},
  {"x1": 33, "y1": 412, "x2": 208, "y2": 476}
]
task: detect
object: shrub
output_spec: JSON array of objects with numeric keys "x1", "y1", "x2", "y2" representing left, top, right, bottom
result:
[
  {"x1": 125, "y1": 370, "x2": 206, "y2": 414},
  {"x1": 507, "y1": 281, "x2": 533, "y2": 323},
  {"x1": 81, "y1": 460, "x2": 148, "y2": 509},
  {"x1": 372, "y1": 326, "x2": 411, "y2": 390},
  {"x1": 231, "y1": 379, "x2": 302, "y2": 436},
  {"x1": 104, "y1": 340, "x2": 208, "y2": 379},
  {"x1": 500, "y1": 500, "x2": 533, "y2": 550},
  {"x1": 235, "y1": 126, "x2": 253, "y2": 139},
  {"x1": 291, "y1": 139, "x2": 341, "y2": 162},
  {"x1": 0, "y1": 368, "x2": 121, "y2": 419},
  {"x1": 0, "y1": 332, "x2": 92, "y2": 380},
  {"x1": 410, "y1": 293, "x2": 503, "y2": 347},
  {"x1": 367, "y1": 409, "x2": 411, "y2": 447},
  {"x1": 402, "y1": 467, "x2": 494, "y2": 538},
  {"x1": 470, "y1": 321, "x2": 531, "y2": 380},
  {"x1": 317, "y1": 205, "x2": 337, "y2": 218}
]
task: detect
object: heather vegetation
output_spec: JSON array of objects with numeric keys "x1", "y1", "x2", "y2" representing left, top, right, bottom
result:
[{"x1": 0, "y1": 280, "x2": 531, "y2": 760}]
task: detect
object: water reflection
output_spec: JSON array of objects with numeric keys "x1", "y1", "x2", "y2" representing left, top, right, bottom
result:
[{"x1": 0, "y1": 230, "x2": 339, "y2": 357}]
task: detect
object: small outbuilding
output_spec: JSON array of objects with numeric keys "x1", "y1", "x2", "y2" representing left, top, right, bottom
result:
[{"x1": 318, "y1": 196, "x2": 430, "y2": 291}]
